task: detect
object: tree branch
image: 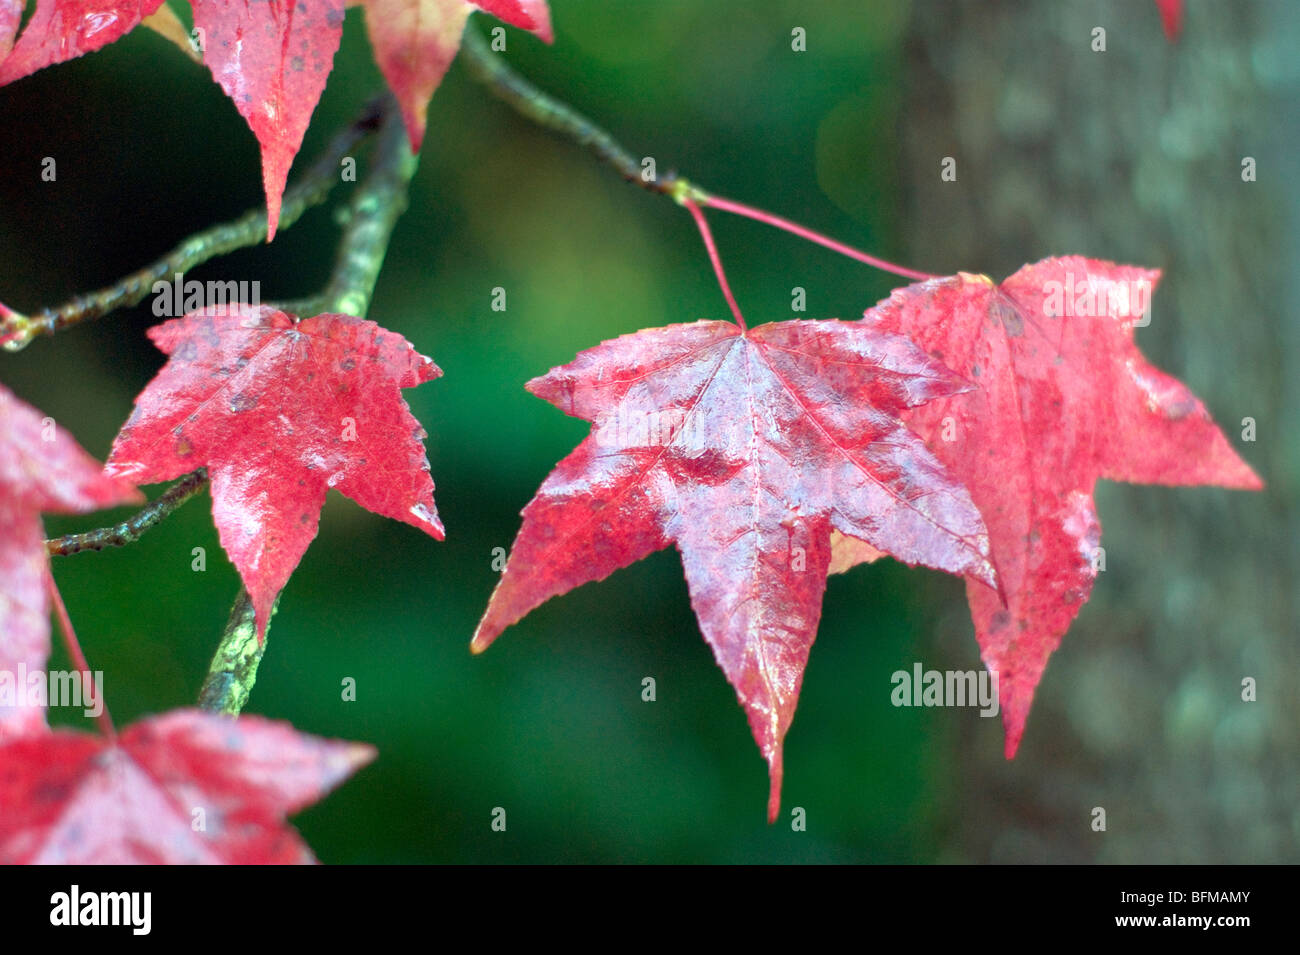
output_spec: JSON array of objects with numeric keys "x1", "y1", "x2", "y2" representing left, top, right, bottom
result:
[
  {"x1": 459, "y1": 27, "x2": 681, "y2": 198},
  {"x1": 323, "y1": 102, "x2": 421, "y2": 318},
  {"x1": 277, "y1": 99, "x2": 419, "y2": 319},
  {"x1": 46, "y1": 469, "x2": 209, "y2": 556},
  {"x1": 0, "y1": 97, "x2": 388, "y2": 351},
  {"x1": 198, "y1": 587, "x2": 272, "y2": 716}
]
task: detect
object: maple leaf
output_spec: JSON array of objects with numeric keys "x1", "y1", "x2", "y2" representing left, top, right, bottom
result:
[
  {"x1": 363, "y1": 0, "x2": 553, "y2": 153},
  {"x1": 472, "y1": 318, "x2": 997, "y2": 821},
  {"x1": 192, "y1": 0, "x2": 347, "y2": 241},
  {"x1": 104, "y1": 305, "x2": 444, "y2": 637},
  {"x1": 0, "y1": 0, "x2": 166, "y2": 86},
  {"x1": 0, "y1": 708, "x2": 374, "y2": 863},
  {"x1": 0, "y1": 384, "x2": 141, "y2": 739},
  {"x1": 842, "y1": 256, "x2": 1261, "y2": 757}
]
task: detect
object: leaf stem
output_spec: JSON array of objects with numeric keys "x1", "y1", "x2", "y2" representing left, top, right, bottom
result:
[
  {"x1": 198, "y1": 587, "x2": 274, "y2": 716},
  {"x1": 0, "y1": 98, "x2": 388, "y2": 351},
  {"x1": 45, "y1": 567, "x2": 116, "y2": 740},
  {"x1": 459, "y1": 26, "x2": 934, "y2": 282},
  {"x1": 46, "y1": 469, "x2": 209, "y2": 556},
  {"x1": 698, "y1": 194, "x2": 939, "y2": 283},
  {"x1": 682, "y1": 198, "x2": 746, "y2": 330}
]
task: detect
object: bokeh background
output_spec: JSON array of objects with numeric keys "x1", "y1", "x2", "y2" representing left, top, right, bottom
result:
[{"x1": 0, "y1": 0, "x2": 1295, "y2": 862}]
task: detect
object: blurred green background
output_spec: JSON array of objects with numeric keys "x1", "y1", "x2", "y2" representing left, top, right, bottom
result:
[{"x1": 1, "y1": 0, "x2": 1294, "y2": 863}]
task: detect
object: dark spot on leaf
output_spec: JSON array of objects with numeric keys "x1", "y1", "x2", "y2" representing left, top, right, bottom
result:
[
  {"x1": 993, "y1": 293, "x2": 1024, "y2": 337},
  {"x1": 33, "y1": 778, "x2": 73, "y2": 804},
  {"x1": 664, "y1": 448, "x2": 740, "y2": 486}
]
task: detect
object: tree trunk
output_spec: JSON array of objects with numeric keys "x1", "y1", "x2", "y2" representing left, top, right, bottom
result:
[{"x1": 901, "y1": 0, "x2": 1299, "y2": 863}]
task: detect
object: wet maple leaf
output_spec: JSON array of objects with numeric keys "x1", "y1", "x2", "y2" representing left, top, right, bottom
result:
[
  {"x1": 0, "y1": 0, "x2": 166, "y2": 87},
  {"x1": 473, "y1": 318, "x2": 997, "y2": 821},
  {"x1": 0, "y1": 0, "x2": 549, "y2": 237},
  {"x1": 192, "y1": 0, "x2": 347, "y2": 241},
  {"x1": 363, "y1": 0, "x2": 553, "y2": 153},
  {"x1": 844, "y1": 256, "x2": 1261, "y2": 757},
  {"x1": 104, "y1": 305, "x2": 443, "y2": 637},
  {"x1": 0, "y1": 709, "x2": 374, "y2": 863},
  {"x1": 0, "y1": 384, "x2": 141, "y2": 739}
]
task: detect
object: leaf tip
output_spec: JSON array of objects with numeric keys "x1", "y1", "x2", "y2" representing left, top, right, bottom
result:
[
  {"x1": 1156, "y1": 0, "x2": 1183, "y2": 42},
  {"x1": 973, "y1": 555, "x2": 1003, "y2": 605},
  {"x1": 1233, "y1": 461, "x2": 1265, "y2": 492},
  {"x1": 1003, "y1": 730, "x2": 1023, "y2": 760},
  {"x1": 262, "y1": 165, "x2": 286, "y2": 243},
  {"x1": 342, "y1": 741, "x2": 379, "y2": 773},
  {"x1": 469, "y1": 627, "x2": 497, "y2": 655},
  {"x1": 398, "y1": 107, "x2": 427, "y2": 156},
  {"x1": 1001, "y1": 698, "x2": 1028, "y2": 759}
]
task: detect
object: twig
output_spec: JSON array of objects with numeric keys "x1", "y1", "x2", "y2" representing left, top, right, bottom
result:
[
  {"x1": 460, "y1": 28, "x2": 677, "y2": 197},
  {"x1": 46, "y1": 469, "x2": 209, "y2": 556}
]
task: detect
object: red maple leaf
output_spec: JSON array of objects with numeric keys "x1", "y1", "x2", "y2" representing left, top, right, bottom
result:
[
  {"x1": 0, "y1": 708, "x2": 374, "y2": 863},
  {"x1": 472, "y1": 318, "x2": 997, "y2": 821},
  {"x1": 0, "y1": 1, "x2": 550, "y2": 237},
  {"x1": 363, "y1": 0, "x2": 553, "y2": 153},
  {"x1": 0, "y1": 0, "x2": 166, "y2": 87},
  {"x1": 192, "y1": 0, "x2": 347, "y2": 241},
  {"x1": 0, "y1": 384, "x2": 141, "y2": 739},
  {"x1": 847, "y1": 256, "x2": 1260, "y2": 756},
  {"x1": 104, "y1": 305, "x2": 444, "y2": 637}
]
